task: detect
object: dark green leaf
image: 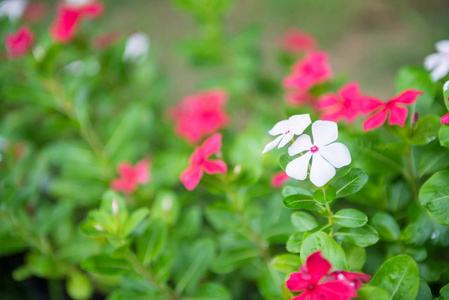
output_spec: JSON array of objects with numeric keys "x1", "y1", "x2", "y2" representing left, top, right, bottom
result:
[
  {"x1": 335, "y1": 225, "x2": 379, "y2": 247},
  {"x1": 81, "y1": 255, "x2": 130, "y2": 276},
  {"x1": 283, "y1": 194, "x2": 320, "y2": 211},
  {"x1": 371, "y1": 212, "x2": 400, "y2": 241},
  {"x1": 136, "y1": 219, "x2": 167, "y2": 266},
  {"x1": 335, "y1": 169, "x2": 368, "y2": 198},
  {"x1": 419, "y1": 170, "x2": 449, "y2": 225}
]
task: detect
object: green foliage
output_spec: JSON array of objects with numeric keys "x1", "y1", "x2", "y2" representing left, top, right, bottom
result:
[{"x1": 419, "y1": 170, "x2": 449, "y2": 225}]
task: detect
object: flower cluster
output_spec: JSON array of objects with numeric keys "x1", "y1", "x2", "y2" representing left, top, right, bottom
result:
[{"x1": 286, "y1": 251, "x2": 370, "y2": 300}]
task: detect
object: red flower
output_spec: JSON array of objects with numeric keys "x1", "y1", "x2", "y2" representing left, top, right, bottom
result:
[
  {"x1": 279, "y1": 28, "x2": 317, "y2": 54},
  {"x1": 328, "y1": 270, "x2": 371, "y2": 290},
  {"x1": 5, "y1": 25, "x2": 34, "y2": 59},
  {"x1": 169, "y1": 89, "x2": 228, "y2": 144},
  {"x1": 442, "y1": 112, "x2": 449, "y2": 124},
  {"x1": 362, "y1": 90, "x2": 423, "y2": 131},
  {"x1": 286, "y1": 251, "x2": 359, "y2": 300},
  {"x1": 271, "y1": 171, "x2": 290, "y2": 188},
  {"x1": 180, "y1": 133, "x2": 227, "y2": 191},
  {"x1": 49, "y1": 1, "x2": 104, "y2": 43},
  {"x1": 317, "y1": 82, "x2": 375, "y2": 123},
  {"x1": 110, "y1": 159, "x2": 150, "y2": 194}
]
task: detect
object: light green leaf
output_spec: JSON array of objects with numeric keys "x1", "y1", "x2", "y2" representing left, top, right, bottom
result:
[
  {"x1": 419, "y1": 170, "x2": 449, "y2": 225},
  {"x1": 334, "y1": 209, "x2": 368, "y2": 228},
  {"x1": 300, "y1": 232, "x2": 348, "y2": 270},
  {"x1": 335, "y1": 169, "x2": 368, "y2": 198}
]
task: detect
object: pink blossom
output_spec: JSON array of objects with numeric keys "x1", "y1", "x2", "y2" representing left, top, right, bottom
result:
[
  {"x1": 180, "y1": 133, "x2": 227, "y2": 191},
  {"x1": 49, "y1": 1, "x2": 104, "y2": 44},
  {"x1": 442, "y1": 113, "x2": 449, "y2": 125},
  {"x1": 271, "y1": 171, "x2": 290, "y2": 188},
  {"x1": 286, "y1": 89, "x2": 315, "y2": 107},
  {"x1": 278, "y1": 28, "x2": 317, "y2": 54},
  {"x1": 317, "y1": 82, "x2": 375, "y2": 123},
  {"x1": 110, "y1": 159, "x2": 150, "y2": 194},
  {"x1": 328, "y1": 270, "x2": 371, "y2": 290},
  {"x1": 169, "y1": 89, "x2": 228, "y2": 144},
  {"x1": 362, "y1": 90, "x2": 424, "y2": 131},
  {"x1": 23, "y1": 2, "x2": 48, "y2": 23},
  {"x1": 286, "y1": 251, "x2": 358, "y2": 300},
  {"x1": 5, "y1": 25, "x2": 34, "y2": 59}
]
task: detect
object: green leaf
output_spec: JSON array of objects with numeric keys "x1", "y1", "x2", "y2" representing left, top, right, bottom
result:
[
  {"x1": 335, "y1": 169, "x2": 368, "y2": 198},
  {"x1": 313, "y1": 186, "x2": 336, "y2": 204},
  {"x1": 300, "y1": 232, "x2": 348, "y2": 270},
  {"x1": 355, "y1": 286, "x2": 390, "y2": 300},
  {"x1": 371, "y1": 212, "x2": 401, "y2": 241},
  {"x1": 344, "y1": 245, "x2": 366, "y2": 271},
  {"x1": 271, "y1": 254, "x2": 301, "y2": 274},
  {"x1": 282, "y1": 185, "x2": 313, "y2": 197},
  {"x1": 184, "y1": 283, "x2": 231, "y2": 300},
  {"x1": 439, "y1": 125, "x2": 449, "y2": 147},
  {"x1": 212, "y1": 248, "x2": 259, "y2": 274},
  {"x1": 334, "y1": 225, "x2": 379, "y2": 247},
  {"x1": 66, "y1": 272, "x2": 93, "y2": 300},
  {"x1": 419, "y1": 170, "x2": 449, "y2": 225},
  {"x1": 416, "y1": 279, "x2": 432, "y2": 300},
  {"x1": 291, "y1": 211, "x2": 318, "y2": 232},
  {"x1": 286, "y1": 232, "x2": 304, "y2": 253},
  {"x1": 283, "y1": 194, "x2": 320, "y2": 211},
  {"x1": 81, "y1": 255, "x2": 130, "y2": 276},
  {"x1": 205, "y1": 202, "x2": 239, "y2": 232},
  {"x1": 279, "y1": 153, "x2": 294, "y2": 171},
  {"x1": 257, "y1": 265, "x2": 283, "y2": 300},
  {"x1": 334, "y1": 209, "x2": 368, "y2": 228},
  {"x1": 176, "y1": 206, "x2": 202, "y2": 238},
  {"x1": 370, "y1": 255, "x2": 419, "y2": 300},
  {"x1": 440, "y1": 283, "x2": 449, "y2": 299},
  {"x1": 136, "y1": 219, "x2": 168, "y2": 266},
  {"x1": 443, "y1": 80, "x2": 449, "y2": 111},
  {"x1": 123, "y1": 207, "x2": 149, "y2": 237},
  {"x1": 150, "y1": 190, "x2": 180, "y2": 226},
  {"x1": 408, "y1": 115, "x2": 440, "y2": 145}
]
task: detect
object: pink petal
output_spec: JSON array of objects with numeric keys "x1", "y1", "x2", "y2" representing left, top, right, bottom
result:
[
  {"x1": 180, "y1": 165, "x2": 203, "y2": 191},
  {"x1": 291, "y1": 292, "x2": 311, "y2": 300},
  {"x1": 441, "y1": 113, "x2": 449, "y2": 124},
  {"x1": 271, "y1": 171, "x2": 290, "y2": 188},
  {"x1": 79, "y1": 1, "x2": 104, "y2": 18},
  {"x1": 200, "y1": 133, "x2": 222, "y2": 157},
  {"x1": 278, "y1": 28, "x2": 317, "y2": 53},
  {"x1": 202, "y1": 159, "x2": 227, "y2": 174},
  {"x1": 286, "y1": 272, "x2": 310, "y2": 292},
  {"x1": 5, "y1": 25, "x2": 34, "y2": 59},
  {"x1": 318, "y1": 281, "x2": 357, "y2": 300},
  {"x1": 134, "y1": 159, "x2": 150, "y2": 184},
  {"x1": 391, "y1": 89, "x2": 423, "y2": 105},
  {"x1": 360, "y1": 97, "x2": 384, "y2": 115},
  {"x1": 363, "y1": 108, "x2": 388, "y2": 131},
  {"x1": 117, "y1": 163, "x2": 135, "y2": 180},
  {"x1": 306, "y1": 251, "x2": 332, "y2": 283},
  {"x1": 316, "y1": 94, "x2": 339, "y2": 109},
  {"x1": 388, "y1": 105, "x2": 409, "y2": 127},
  {"x1": 110, "y1": 178, "x2": 136, "y2": 194}
]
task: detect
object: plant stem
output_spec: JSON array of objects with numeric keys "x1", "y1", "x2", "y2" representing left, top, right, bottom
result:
[
  {"x1": 406, "y1": 145, "x2": 419, "y2": 202},
  {"x1": 325, "y1": 204, "x2": 335, "y2": 238}
]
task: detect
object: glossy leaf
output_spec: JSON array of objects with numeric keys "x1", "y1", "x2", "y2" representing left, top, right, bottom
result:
[
  {"x1": 300, "y1": 232, "x2": 348, "y2": 270},
  {"x1": 334, "y1": 225, "x2": 379, "y2": 247},
  {"x1": 419, "y1": 170, "x2": 449, "y2": 225},
  {"x1": 335, "y1": 169, "x2": 368, "y2": 198},
  {"x1": 334, "y1": 209, "x2": 368, "y2": 228}
]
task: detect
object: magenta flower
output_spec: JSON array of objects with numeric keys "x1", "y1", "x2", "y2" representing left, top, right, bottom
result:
[
  {"x1": 442, "y1": 113, "x2": 449, "y2": 125},
  {"x1": 362, "y1": 90, "x2": 423, "y2": 131},
  {"x1": 271, "y1": 170, "x2": 290, "y2": 188},
  {"x1": 286, "y1": 251, "x2": 360, "y2": 300},
  {"x1": 110, "y1": 159, "x2": 150, "y2": 194},
  {"x1": 278, "y1": 28, "x2": 317, "y2": 54},
  {"x1": 5, "y1": 25, "x2": 34, "y2": 59},
  {"x1": 169, "y1": 89, "x2": 228, "y2": 144},
  {"x1": 180, "y1": 133, "x2": 227, "y2": 191},
  {"x1": 49, "y1": 1, "x2": 104, "y2": 43},
  {"x1": 328, "y1": 270, "x2": 371, "y2": 290}
]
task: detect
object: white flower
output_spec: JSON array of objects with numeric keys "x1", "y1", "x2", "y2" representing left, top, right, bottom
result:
[
  {"x1": 262, "y1": 114, "x2": 311, "y2": 154},
  {"x1": 286, "y1": 120, "x2": 351, "y2": 187},
  {"x1": 424, "y1": 40, "x2": 449, "y2": 82},
  {"x1": 123, "y1": 32, "x2": 150, "y2": 62},
  {"x1": 0, "y1": 0, "x2": 28, "y2": 21}
]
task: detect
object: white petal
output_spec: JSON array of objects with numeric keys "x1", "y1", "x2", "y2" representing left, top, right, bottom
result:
[
  {"x1": 0, "y1": 0, "x2": 27, "y2": 20},
  {"x1": 123, "y1": 33, "x2": 150, "y2": 62},
  {"x1": 261, "y1": 135, "x2": 283, "y2": 154},
  {"x1": 285, "y1": 152, "x2": 312, "y2": 180},
  {"x1": 278, "y1": 131, "x2": 294, "y2": 149},
  {"x1": 436, "y1": 40, "x2": 449, "y2": 54},
  {"x1": 319, "y1": 142, "x2": 351, "y2": 168},
  {"x1": 309, "y1": 153, "x2": 336, "y2": 187},
  {"x1": 430, "y1": 59, "x2": 449, "y2": 82},
  {"x1": 312, "y1": 120, "x2": 338, "y2": 147},
  {"x1": 268, "y1": 120, "x2": 289, "y2": 136},
  {"x1": 424, "y1": 53, "x2": 443, "y2": 71},
  {"x1": 444, "y1": 81, "x2": 449, "y2": 93},
  {"x1": 288, "y1": 114, "x2": 312, "y2": 135},
  {"x1": 288, "y1": 134, "x2": 313, "y2": 156}
]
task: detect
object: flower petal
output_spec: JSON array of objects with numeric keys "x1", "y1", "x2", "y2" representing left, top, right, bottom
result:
[
  {"x1": 271, "y1": 171, "x2": 290, "y2": 188},
  {"x1": 424, "y1": 53, "x2": 443, "y2": 71},
  {"x1": 202, "y1": 159, "x2": 227, "y2": 174},
  {"x1": 441, "y1": 112, "x2": 449, "y2": 124},
  {"x1": 388, "y1": 105, "x2": 409, "y2": 126},
  {"x1": 319, "y1": 143, "x2": 351, "y2": 168},
  {"x1": 391, "y1": 90, "x2": 423, "y2": 105},
  {"x1": 309, "y1": 153, "x2": 336, "y2": 187},
  {"x1": 110, "y1": 178, "x2": 136, "y2": 194},
  {"x1": 134, "y1": 159, "x2": 150, "y2": 184},
  {"x1": 285, "y1": 152, "x2": 312, "y2": 181},
  {"x1": 288, "y1": 114, "x2": 312, "y2": 135},
  {"x1": 430, "y1": 59, "x2": 449, "y2": 81},
  {"x1": 200, "y1": 133, "x2": 222, "y2": 157},
  {"x1": 306, "y1": 251, "x2": 332, "y2": 282},
  {"x1": 268, "y1": 119, "x2": 289, "y2": 135},
  {"x1": 311, "y1": 120, "x2": 338, "y2": 147},
  {"x1": 363, "y1": 108, "x2": 388, "y2": 131},
  {"x1": 180, "y1": 165, "x2": 203, "y2": 191},
  {"x1": 288, "y1": 134, "x2": 313, "y2": 156},
  {"x1": 436, "y1": 40, "x2": 449, "y2": 53},
  {"x1": 360, "y1": 97, "x2": 384, "y2": 115},
  {"x1": 118, "y1": 163, "x2": 134, "y2": 179},
  {"x1": 318, "y1": 281, "x2": 358, "y2": 300},
  {"x1": 262, "y1": 135, "x2": 284, "y2": 154},
  {"x1": 278, "y1": 131, "x2": 294, "y2": 149},
  {"x1": 286, "y1": 272, "x2": 310, "y2": 292}
]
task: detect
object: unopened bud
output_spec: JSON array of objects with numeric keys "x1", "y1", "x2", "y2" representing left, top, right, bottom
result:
[
  {"x1": 112, "y1": 198, "x2": 119, "y2": 216},
  {"x1": 94, "y1": 224, "x2": 104, "y2": 231},
  {"x1": 412, "y1": 112, "x2": 419, "y2": 124}
]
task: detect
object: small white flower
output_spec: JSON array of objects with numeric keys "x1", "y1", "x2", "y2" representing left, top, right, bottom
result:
[
  {"x1": 0, "y1": 0, "x2": 28, "y2": 21},
  {"x1": 286, "y1": 120, "x2": 351, "y2": 187},
  {"x1": 261, "y1": 114, "x2": 311, "y2": 154},
  {"x1": 424, "y1": 40, "x2": 449, "y2": 82},
  {"x1": 123, "y1": 32, "x2": 150, "y2": 62}
]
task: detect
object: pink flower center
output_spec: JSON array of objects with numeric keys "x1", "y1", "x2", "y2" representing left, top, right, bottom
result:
[
  {"x1": 285, "y1": 130, "x2": 290, "y2": 134},
  {"x1": 307, "y1": 283, "x2": 317, "y2": 291},
  {"x1": 310, "y1": 145, "x2": 319, "y2": 153}
]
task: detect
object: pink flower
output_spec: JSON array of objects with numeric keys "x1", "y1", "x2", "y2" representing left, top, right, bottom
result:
[
  {"x1": 92, "y1": 31, "x2": 121, "y2": 49},
  {"x1": 442, "y1": 112, "x2": 449, "y2": 125},
  {"x1": 5, "y1": 25, "x2": 34, "y2": 59},
  {"x1": 278, "y1": 28, "x2": 317, "y2": 54},
  {"x1": 362, "y1": 90, "x2": 424, "y2": 131},
  {"x1": 110, "y1": 159, "x2": 150, "y2": 194},
  {"x1": 283, "y1": 51, "x2": 333, "y2": 91},
  {"x1": 328, "y1": 270, "x2": 371, "y2": 290},
  {"x1": 23, "y1": 2, "x2": 48, "y2": 23},
  {"x1": 271, "y1": 171, "x2": 290, "y2": 188},
  {"x1": 286, "y1": 89, "x2": 315, "y2": 107},
  {"x1": 317, "y1": 82, "x2": 375, "y2": 123},
  {"x1": 180, "y1": 133, "x2": 227, "y2": 191},
  {"x1": 49, "y1": 1, "x2": 104, "y2": 43},
  {"x1": 286, "y1": 251, "x2": 359, "y2": 300},
  {"x1": 169, "y1": 89, "x2": 228, "y2": 144}
]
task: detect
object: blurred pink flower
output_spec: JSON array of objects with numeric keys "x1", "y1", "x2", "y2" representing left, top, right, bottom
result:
[
  {"x1": 441, "y1": 113, "x2": 449, "y2": 124},
  {"x1": 5, "y1": 25, "x2": 34, "y2": 59},
  {"x1": 317, "y1": 82, "x2": 375, "y2": 123},
  {"x1": 169, "y1": 89, "x2": 228, "y2": 144},
  {"x1": 93, "y1": 31, "x2": 121, "y2": 49},
  {"x1": 286, "y1": 251, "x2": 358, "y2": 300},
  {"x1": 271, "y1": 171, "x2": 289, "y2": 188},
  {"x1": 111, "y1": 159, "x2": 150, "y2": 194},
  {"x1": 362, "y1": 90, "x2": 423, "y2": 131},
  {"x1": 49, "y1": 1, "x2": 104, "y2": 43},
  {"x1": 285, "y1": 89, "x2": 314, "y2": 106},
  {"x1": 181, "y1": 133, "x2": 227, "y2": 191},
  {"x1": 278, "y1": 28, "x2": 317, "y2": 54},
  {"x1": 22, "y1": 2, "x2": 48, "y2": 23},
  {"x1": 328, "y1": 270, "x2": 371, "y2": 290}
]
